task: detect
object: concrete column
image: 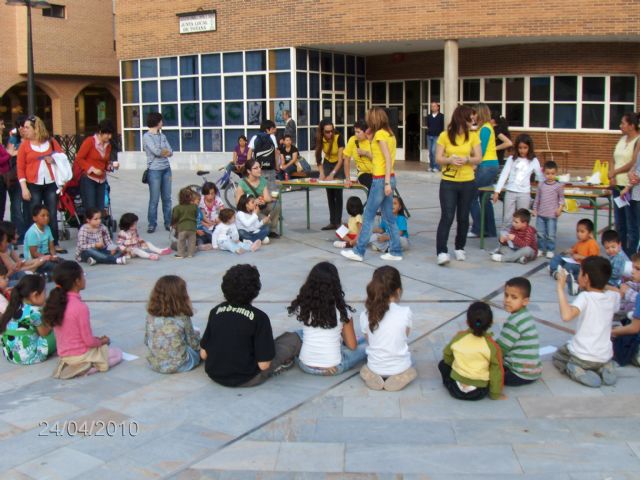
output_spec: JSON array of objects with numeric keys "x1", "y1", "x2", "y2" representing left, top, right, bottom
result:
[{"x1": 443, "y1": 39, "x2": 459, "y2": 125}]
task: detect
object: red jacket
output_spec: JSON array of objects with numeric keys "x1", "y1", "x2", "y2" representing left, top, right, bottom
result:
[
  {"x1": 74, "y1": 136, "x2": 111, "y2": 182},
  {"x1": 17, "y1": 138, "x2": 61, "y2": 184}
]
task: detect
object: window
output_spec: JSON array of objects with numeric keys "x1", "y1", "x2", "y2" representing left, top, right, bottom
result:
[{"x1": 42, "y1": 4, "x2": 65, "y2": 18}]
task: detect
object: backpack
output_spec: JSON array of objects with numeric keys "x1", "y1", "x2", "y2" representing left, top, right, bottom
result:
[{"x1": 253, "y1": 132, "x2": 275, "y2": 170}]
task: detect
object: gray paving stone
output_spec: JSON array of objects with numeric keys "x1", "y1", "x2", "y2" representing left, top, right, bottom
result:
[
  {"x1": 275, "y1": 442, "x2": 344, "y2": 472},
  {"x1": 191, "y1": 440, "x2": 280, "y2": 471},
  {"x1": 342, "y1": 395, "x2": 400, "y2": 418},
  {"x1": 519, "y1": 395, "x2": 640, "y2": 419},
  {"x1": 452, "y1": 418, "x2": 574, "y2": 445},
  {"x1": 15, "y1": 447, "x2": 103, "y2": 479}
]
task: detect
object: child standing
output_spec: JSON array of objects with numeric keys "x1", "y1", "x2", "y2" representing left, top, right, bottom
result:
[
  {"x1": 549, "y1": 218, "x2": 600, "y2": 296},
  {"x1": 117, "y1": 212, "x2": 172, "y2": 261},
  {"x1": 197, "y1": 182, "x2": 224, "y2": 245},
  {"x1": 359, "y1": 266, "x2": 417, "y2": 391},
  {"x1": 496, "y1": 277, "x2": 542, "y2": 385},
  {"x1": 212, "y1": 208, "x2": 261, "y2": 254},
  {"x1": 532, "y1": 160, "x2": 564, "y2": 259},
  {"x1": 491, "y1": 208, "x2": 538, "y2": 264},
  {"x1": 289, "y1": 262, "x2": 366, "y2": 376},
  {"x1": 0, "y1": 275, "x2": 56, "y2": 364},
  {"x1": 236, "y1": 194, "x2": 270, "y2": 244},
  {"x1": 492, "y1": 134, "x2": 543, "y2": 229},
  {"x1": 553, "y1": 256, "x2": 618, "y2": 387},
  {"x1": 601, "y1": 229, "x2": 630, "y2": 288},
  {"x1": 45, "y1": 261, "x2": 122, "y2": 378},
  {"x1": 145, "y1": 275, "x2": 201, "y2": 373},
  {"x1": 438, "y1": 301, "x2": 504, "y2": 400},
  {"x1": 23, "y1": 205, "x2": 62, "y2": 278},
  {"x1": 369, "y1": 197, "x2": 410, "y2": 252},
  {"x1": 76, "y1": 207, "x2": 126, "y2": 266},
  {"x1": 334, "y1": 196, "x2": 363, "y2": 249},
  {"x1": 171, "y1": 188, "x2": 198, "y2": 258}
]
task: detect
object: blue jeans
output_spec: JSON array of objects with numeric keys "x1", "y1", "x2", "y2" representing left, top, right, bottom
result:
[
  {"x1": 218, "y1": 239, "x2": 253, "y2": 253},
  {"x1": 536, "y1": 216, "x2": 558, "y2": 253},
  {"x1": 469, "y1": 165, "x2": 498, "y2": 237},
  {"x1": 27, "y1": 182, "x2": 59, "y2": 245},
  {"x1": 353, "y1": 177, "x2": 402, "y2": 257},
  {"x1": 436, "y1": 179, "x2": 476, "y2": 254},
  {"x1": 9, "y1": 181, "x2": 27, "y2": 242},
  {"x1": 79, "y1": 176, "x2": 106, "y2": 213},
  {"x1": 295, "y1": 330, "x2": 367, "y2": 375},
  {"x1": 147, "y1": 167, "x2": 172, "y2": 228},
  {"x1": 175, "y1": 346, "x2": 201, "y2": 372},
  {"x1": 629, "y1": 200, "x2": 640, "y2": 256},
  {"x1": 549, "y1": 254, "x2": 581, "y2": 278},
  {"x1": 239, "y1": 225, "x2": 269, "y2": 242},
  {"x1": 614, "y1": 187, "x2": 635, "y2": 255},
  {"x1": 427, "y1": 136, "x2": 439, "y2": 171},
  {"x1": 80, "y1": 247, "x2": 122, "y2": 264}
]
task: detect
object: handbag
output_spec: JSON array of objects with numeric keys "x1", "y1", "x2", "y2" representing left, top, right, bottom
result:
[{"x1": 141, "y1": 169, "x2": 149, "y2": 184}]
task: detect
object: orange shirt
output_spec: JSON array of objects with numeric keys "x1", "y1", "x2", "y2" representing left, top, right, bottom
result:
[
  {"x1": 17, "y1": 138, "x2": 61, "y2": 184},
  {"x1": 572, "y1": 238, "x2": 599, "y2": 262},
  {"x1": 75, "y1": 136, "x2": 112, "y2": 182}
]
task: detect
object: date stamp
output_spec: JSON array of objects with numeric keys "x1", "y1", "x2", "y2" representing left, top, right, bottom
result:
[{"x1": 38, "y1": 420, "x2": 139, "y2": 437}]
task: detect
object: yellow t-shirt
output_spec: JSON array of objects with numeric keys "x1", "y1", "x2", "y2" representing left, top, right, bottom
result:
[
  {"x1": 371, "y1": 129, "x2": 396, "y2": 177},
  {"x1": 479, "y1": 123, "x2": 497, "y2": 162},
  {"x1": 344, "y1": 135, "x2": 373, "y2": 175},
  {"x1": 348, "y1": 214, "x2": 363, "y2": 235},
  {"x1": 322, "y1": 134, "x2": 343, "y2": 164},
  {"x1": 437, "y1": 130, "x2": 480, "y2": 182}
]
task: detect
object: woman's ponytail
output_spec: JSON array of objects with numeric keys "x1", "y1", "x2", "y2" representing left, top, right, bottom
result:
[{"x1": 0, "y1": 276, "x2": 46, "y2": 332}]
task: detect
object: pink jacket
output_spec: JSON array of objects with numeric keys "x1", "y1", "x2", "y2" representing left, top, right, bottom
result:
[{"x1": 53, "y1": 292, "x2": 102, "y2": 357}]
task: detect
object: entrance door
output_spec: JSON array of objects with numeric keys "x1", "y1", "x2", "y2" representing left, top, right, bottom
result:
[
  {"x1": 405, "y1": 80, "x2": 421, "y2": 161},
  {"x1": 321, "y1": 91, "x2": 347, "y2": 140}
]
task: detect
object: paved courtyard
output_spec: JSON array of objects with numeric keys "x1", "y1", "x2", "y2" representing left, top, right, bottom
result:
[{"x1": 1, "y1": 167, "x2": 639, "y2": 479}]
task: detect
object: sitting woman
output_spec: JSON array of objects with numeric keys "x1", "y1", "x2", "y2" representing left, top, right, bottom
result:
[{"x1": 235, "y1": 158, "x2": 280, "y2": 239}]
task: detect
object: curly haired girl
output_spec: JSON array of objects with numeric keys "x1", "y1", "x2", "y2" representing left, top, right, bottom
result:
[
  {"x1": 288, "y1": 262, "x2": 366, "y2": 375},
  {"x1": 359, "y1": 266, "x2": 416, "y2": 391}
]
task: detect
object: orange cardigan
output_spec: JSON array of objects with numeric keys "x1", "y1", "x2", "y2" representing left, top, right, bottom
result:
[
  {"x1": 17, "y1": 138, "x2": 61, "y2": 184},
  {"x1": 75, "y1": 136, "x2": 111, "y2": 181}
]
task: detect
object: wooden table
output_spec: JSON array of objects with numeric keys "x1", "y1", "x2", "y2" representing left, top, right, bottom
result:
[
  {"x1": 275, "y1": 179, "x2": 368, "y2": 235},
  {"x1": 538, "y1": 149, "x2": 571, "y2": 172},
  {"x1": 478, "y1": 184, "x2": 613, "y2": 249}
]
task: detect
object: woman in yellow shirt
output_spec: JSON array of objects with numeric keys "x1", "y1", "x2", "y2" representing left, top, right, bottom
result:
[
  {"x1": 343, "y1": 119, "x2": 373, "y2": 192},
  {"x1": 342, "y1": 107, "x2": 402, "y2": 262},
  {"x1": 314, "y1": 119, "x2": 345, "y2": 230},
  {"x1": 435, "y1": 105, "x2": 482, "y2": 266}
]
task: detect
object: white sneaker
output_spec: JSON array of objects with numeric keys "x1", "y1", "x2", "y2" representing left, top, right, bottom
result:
[
  {"x1": 333, "y1": 240, "x2": 347, "y2": 248},
  {"x1": 87, "y1": 257, "x2": 97, "y2": 266},
  {"x1": 437, "y1": 253, "x2": 450, "y2": 266},
  {"x1": 546, "y1": 251, "x2": 555, "y2": 259},
  {"x1": 537, "y1": 250, "x2": 544, "y2": 258},
  {"x1": 454, "y1": 250, "x2": 466, "y2": 261},
  {"x1": 380, "y1": 253, "x2": 402, "y2": 261},
  {"x1": 116, "y1": 256, "x2": 127, "y2": 265},
  {"x1": 466, "y1": 231, "x2": 479, "y2": 238},
  {"x1": 341, "y1": 249, "x2": 363, "y2": 262},
  {"x1": 491, "y1": 253, "x2": 503, "y2": 262},
  {"x1": 262, "y1": 236, "x2": 270, "y2": 245}
]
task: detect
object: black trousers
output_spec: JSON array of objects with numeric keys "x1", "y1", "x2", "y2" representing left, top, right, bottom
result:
[
  {"x1": 322, "y1": 160, "x2": 344, "y2": 225},
  {"x1": 503, "y1": 366, "x2": 536, "y2": 386},
  {"x1": 438, "y1": 360, "x2": 488, "y2": 401}
]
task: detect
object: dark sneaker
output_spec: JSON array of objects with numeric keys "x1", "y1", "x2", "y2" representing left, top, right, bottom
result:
[
  {"x1": 271, "y1": 359, "x2": 294, "y2": 376},
  {"x1": 147, "y1": 225, "x2": 156, "y2": 233}
]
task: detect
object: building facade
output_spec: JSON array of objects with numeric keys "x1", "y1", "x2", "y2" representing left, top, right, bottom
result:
[
  {"x1": 0, "y1": 0, "x2": 119, "y2": 136},
  {"x1": 115, "y1": 0, "x2": 640, "y2": 170}
]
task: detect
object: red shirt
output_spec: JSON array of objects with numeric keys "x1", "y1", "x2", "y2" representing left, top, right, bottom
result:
[
  {"x1": 510, "y1": 224, "x2": 538, "y2": 256},
  {"x1": 17, "y1": 138, "x2": 61, "y2": 184},
  {"x1": 53, "y1": 292, "x2": 102, "y2": 357},
  {"x1": 75, "y1": 136, "x2": 112, "y2": 182}
]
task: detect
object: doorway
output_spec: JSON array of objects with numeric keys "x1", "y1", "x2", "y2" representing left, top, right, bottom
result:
[{"x1": 404, "y1": 80, "x2": 420, "y2": 161}]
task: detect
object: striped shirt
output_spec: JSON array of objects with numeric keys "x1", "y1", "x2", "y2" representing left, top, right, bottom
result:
[
  {"x1": 532, "y1": 180, "x2": 564, "y2": 218},
  {"x1": 496, "y1": 307, "x2": 542, "y2": 381}
]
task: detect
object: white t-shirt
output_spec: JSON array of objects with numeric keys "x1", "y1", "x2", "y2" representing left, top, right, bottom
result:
[
  {"x1": 359, "y1": 302, "x2": 412, "y2": 376},
  {"x1": 494, "y1": 156, "x2": 543, "y2": 193},
  {"x1": 299, "y1": 323, "x2": 342, "y2": 368},
  {"x1": 568, "y1": 290, "x2": 620, "y2": 363}
]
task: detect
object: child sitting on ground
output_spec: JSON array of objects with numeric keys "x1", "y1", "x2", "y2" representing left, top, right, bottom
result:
[
  {"x1": 491, "y1": 208, "x2": 538, "y2": 264},
  {"x1": 334, "y1": 196, "x2": 363, "y2": 248},
  {"x1": 197, "y1": 182, "x2": 224, "y2": 246},
  {"x1": 23, "y1": 205, "x2": 62, "y2": 278},
  {"x1": 553, "y1": 256, "x2": 618, "y2": 387},
  {"x1": 1, "y1": 275, "x2": 56, "y2": 364},
  {"x1": 601, "y1": 229, "x2": 630, "y2": 288},
  {"x1": 76, "y1": 207, "x2": 126, "y2": 266},
  {"x1": 439, "y1": 301, "x2": 504, "y2": 400},
  {"x1": 496, "y1": 277, "x2": 542, "y2": 385},
  {"x1": 171, "y1": 188, "x2": 198, "y2": 258},
  {"x1": 200, "y1": 264, "x2": 301, "y2": 387},
  {"x1": 611, "y1": 278, "x2": 640, "y2": 367},
  {"x1": 117, "y1": 212, "x2": 172, "y2": 261},
  {"x1": 289, "y1": 262, "x2": 366, "y2": 376},
  {"x1": 369, "y1": 196, "x2": 410, "y2": 252},
  {"x1": 549, "y1": 218, "x2": 600, "y2": 296},
  {"x1": 0, "y1": 264, "x2": 9, "y2": 314},
  {"x1": 532, "y1": 160, "x2": 564, "y2": 259},
  {"x1": 616, "y1": 253, "x2": 640, "y2": 314},
  {"x1": 212, "y1": 208, "x2": 261, "y2": 254},
  {"x1": 359, "y1": 266, "x2": 417, "y2": 391},
  {"x1": 145, "y1": 275, "x2": 201, "y2": 373},
  {"x1": 45, "y1": 261, "x2": 122, "y2": 378},
  {"x1": 236, "y1": 194, "x2": 270, "y2": 244},
  {"x1": 0, "y1": 222, "x2": 44, "y2": 285}
]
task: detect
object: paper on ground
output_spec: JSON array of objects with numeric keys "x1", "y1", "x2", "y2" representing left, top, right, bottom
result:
[
  {"x1": 539, "y1": 345, "x2": 558, "y2": 356},
  {"x1": 335, "y1": 224, "x2": 349, "y2": 239},
  {"x1": 561, "y1": 256, "x2": 579, "y2": 264},
  {"x1": 121, "y1": 352, "x2": 139, "y2": 361}
]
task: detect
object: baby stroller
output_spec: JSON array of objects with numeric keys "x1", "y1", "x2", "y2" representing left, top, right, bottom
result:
[{"x1": 57, "y1": 163, "x2": 117, "y2": 240}]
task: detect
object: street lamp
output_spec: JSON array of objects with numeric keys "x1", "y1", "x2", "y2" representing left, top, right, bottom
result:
[{"x1": 6, "y1": 0, "x2": 51, "y2": 116}]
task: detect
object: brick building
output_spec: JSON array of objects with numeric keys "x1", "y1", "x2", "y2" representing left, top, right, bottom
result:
[
  {"x1": 0, "y1": 0, "x2": 119, "y2": 136},
  {"x1": 114, "y1": 0, "x2": 639, "y2": 170}
]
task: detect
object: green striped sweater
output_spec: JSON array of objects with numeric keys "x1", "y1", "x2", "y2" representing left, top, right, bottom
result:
[{"x1": 496, "y1": 307, "x2": 542, "y2": 380}]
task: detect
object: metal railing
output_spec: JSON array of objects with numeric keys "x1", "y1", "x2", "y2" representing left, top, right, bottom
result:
[{"x1": 51, "y1": 133, "x2": 122, "y2": 162}]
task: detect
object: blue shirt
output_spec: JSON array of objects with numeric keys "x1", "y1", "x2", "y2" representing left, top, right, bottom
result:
[
  {"x1": 23, "y1": 224, "x2": 53, "y2": 260},
  {"x1": 380, "y1": 214, "x2": 409, "y2": 238},
  {"x1": 608, "y1": 250, "x2": 630, "y2": 287}
]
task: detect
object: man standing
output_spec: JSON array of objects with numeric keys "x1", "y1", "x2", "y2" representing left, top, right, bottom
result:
[
  {"x1": 426, "y1": 102, "x2": 444, "y2": 172},
  {"x1": 283, "y1": 110, "x2": 296, "y2": 145},
  {"x1": 248, "y1": 119, "x2": 278, "y2": 189}
]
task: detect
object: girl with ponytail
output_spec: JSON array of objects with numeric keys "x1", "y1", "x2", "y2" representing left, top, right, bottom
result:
[
  {"x1": 44, "y1": 260, "x2": 122, "y2": 379},
  {"x1": 1, "y1": 275, "x2": 55, "y2": 364},
  {"x1": 358, "y1": 266, "x2": 416, "y2": 391}
]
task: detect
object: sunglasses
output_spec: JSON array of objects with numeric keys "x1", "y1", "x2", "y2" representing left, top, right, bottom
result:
[{"x1": 323, "y1": 129, "x2": 333, "y2": 134}]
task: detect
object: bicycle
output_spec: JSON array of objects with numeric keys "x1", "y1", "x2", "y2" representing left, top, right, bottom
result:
[{"x1": 186, "y1": 167, "x2": 241, "y2": 208}]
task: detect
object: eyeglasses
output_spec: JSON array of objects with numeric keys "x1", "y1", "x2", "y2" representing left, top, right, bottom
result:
[{"x1": 323, "y1": 129, "x2": 333, "y2": 134}]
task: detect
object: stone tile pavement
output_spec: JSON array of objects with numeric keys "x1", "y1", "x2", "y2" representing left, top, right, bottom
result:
[{"x1": 1, "y1": 168, "x2": 639, "y2": 479}]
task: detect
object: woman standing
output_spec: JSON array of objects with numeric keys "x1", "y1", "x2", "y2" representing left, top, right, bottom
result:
[
  {"x1": 343, "y1": 119, "x2": 373, "y2": 192},
  {"x1": 342, "y1": 107, "x2": 402, "y2": 262},
  {"x1": 143, "y1": 112, "x2": 173, "y2": 234},
  {"x1": 609, "y1": 112, "x2": 640, "y2": 254},
  {"x1": 469, "y1": 103, "x2": 499, "y2": 238},
  {"x1": 491, "y1": 110, "x2": 513, "y2": 166},
  {"x1": 16, "y1": 115, "x2": 66, "y2": 253},
  {"x1": 75, "y1": 120, "x2": 116, "y2": 213},
  {"x1": 435, "y1": 105, "x2": 482, "y2": 266},
  {"x1": 315, "y1": 119, "x2": 345, "y2": 230},
  {"x1": 235, "y1": 158, "x2": 280, "y2": 237}
]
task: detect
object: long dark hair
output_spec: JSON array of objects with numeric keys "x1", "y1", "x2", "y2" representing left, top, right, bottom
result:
[
  {"x1": 314, "y1": 119, "x2": 334, "y2": 165},
  {"x1": 43, "y1": 261, "x2": 84, "y2": 327},
  {"x1": 365, "y1": 266, "x2": 402, "y2": 332},
  {"x1": 0, "y1": 275, "x2": 46, "y2": 332},
  {"x1": 287, "y1": 262, "x2": 354, "y2": 329},
  {"x1": 514, "y1": 133, "x2": 536, "y2": 160},
  {"x1": 447, "y1": 105, "x2": 473, "y2": 145}
]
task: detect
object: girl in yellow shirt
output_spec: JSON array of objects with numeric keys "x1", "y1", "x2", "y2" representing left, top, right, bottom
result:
[{"x1": 314, "y1": 120, "x2": 345, "y2": 230}]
